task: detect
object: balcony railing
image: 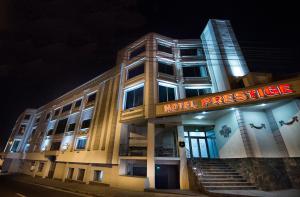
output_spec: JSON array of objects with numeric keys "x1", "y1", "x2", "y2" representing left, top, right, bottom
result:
[
  {"x1": 155, "y1": 144, "x2": 178, "y2": 157},
  {"x1": 119, "y1": 144, "x2": 147, "y2": 157}
]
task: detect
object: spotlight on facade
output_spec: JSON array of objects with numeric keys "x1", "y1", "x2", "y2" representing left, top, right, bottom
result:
[
  {"x1": 260, "y1": 103, "x2": 266, "y2": 107},
  {"x1": 230, "y1": 107, "x2": 236, "y2": 111},
  {"x1": 195, "y1": 115, "x2": 204, "y2": 120},
  {"x1": 202, "y1": 111, "x2": 207, "y2": 114}
]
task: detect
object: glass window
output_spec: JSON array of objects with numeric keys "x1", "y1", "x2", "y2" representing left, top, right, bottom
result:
[
  {"x1": 182, "y1": 65, "x2": 208, "y2": 77},
  {"x1": 93, "y1": 170, "x2": 103, "y2": 182},
  {"x1": 68, "y1": 123, "x2": 76, "y2": 131},
  {"x1": 180, "y1": 48, "x2": 198, "y2": 56},
  {"x1": 54, "y1": 109, "x2": 60, "y2": 116},
  {"x1": 125, "y1": 86, "x2": 144, "y2": 109},
  {"x1": 157, "y1": 44, "x2": 172, "y2": 54},
  {"x1": 47, "y1": 129, "x2": 54, "y2": 136},
  {"x1": 18, "y1": 125, "x2": 26, "y2": 135},
  {"x1": 46, "y1": 113, "x2": 51, "y2": 120},
  {"x1": 159, "y1": 85, "x2": 176, "y2": 102},
  {"x1": 185, "y1": 88, "x2": 211, "y2": 98},
  {"x1": 81, "y1": 119, "x2": 91, "y2": 129},
  {"x1": 190, "y1": 132, "x2": 205, "y2": 137},
  {"x1": 76, "y1": 138, "x2": 87, "y2": 150},
  {"x1": 77, "y1": 169, "x2": 85, "y2": 181},
  {"x1": 62, "y1": 104, "x2": 72, "y2": 113},
  {"x1": 129, "y1": 45, "x2": 145, "y2": 59},
  {"x1": 127, "y1": 63, "x2": 144, "y2": 79},
  {"x1": 74, "y1": 99, "x2": 82, "y2": 108},
  {"x1": 158, "y1": 62, "x2": 174, "y2": 75},
  {"x1": 11, "y1": 140, "x2": 20, "y2": 152},
  {"x1": 50, "y1": 141, "x2": 61, "y2": 151},
  {"x1": 55, "y1": 118, "x2": 68, "y2": 134},
  {"x1": 24, "y1": 114, "x2": 31, "y2": 120},
  {"x1": 38, "y1": 162, "x2": 45, "y2": 172},
  {"x1": 87, "y1": 93, "x2": 97, "y2": 104},
  {"x1": 67, "y1": 168, "x2": 74, "y2": 179}
]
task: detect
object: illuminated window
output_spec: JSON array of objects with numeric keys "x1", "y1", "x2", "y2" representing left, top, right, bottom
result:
[
  {"x1": 182, "y1": 65, "x2": 208, "y2": 77},
  {"x1": 185, "y1": 88, "x2": 211, "y2": 98},
  {"x1": 157, "y1": 44, "x2": 172, "y2": 54},
  {"x1": 10, "y1": 140, "x2": 21, "y2": 152},
  {"x1": 93, "y1": 170, "x2": 103, "y2": 182},
  {"x1": 158, "y1": 83, "x2": 176, "y2": 102},
  {"x1": 127, "y1": 63, "x2": 144, "y2": 80},
  {"x1": 124, "y1": 84, "x2": 144, "y2": 109},
  {"x1": 76, "y1": 138, "x2": 87, "y2": 150},
  {"x1": 80, "y1": 108, "x2": 93, "y2": 129},
  {"x1": 158, "y1": 62, "x2": 174, "y2": 75},
  {"x1": 129, "y1": 45, "x2": 145, "y2": 59}
]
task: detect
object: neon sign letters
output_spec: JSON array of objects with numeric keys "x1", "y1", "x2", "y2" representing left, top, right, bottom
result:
[{"x1": 163, "y1": 84, "x2": 294, "y2": 113}]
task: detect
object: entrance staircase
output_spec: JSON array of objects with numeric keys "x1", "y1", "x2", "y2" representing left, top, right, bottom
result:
[{"x1": 190, "y1": 159, "x2": 256, "y2": 191}]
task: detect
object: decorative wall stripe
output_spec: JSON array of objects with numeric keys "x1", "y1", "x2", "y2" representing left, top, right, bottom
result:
[
  {"x1": 265, "y1": 109, "x2": 289, "y2": 157},
  {"x1": 235, "y1": 109, "x2": 254, "y2": 157}
]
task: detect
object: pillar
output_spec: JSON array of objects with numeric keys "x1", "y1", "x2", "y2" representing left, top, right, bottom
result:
[
  {"x1": 177, "y1": 125, "x2": 189, "y2": 189},
  {"x1": 147, "y1": 121, "x2": 155, "y2": 188}
]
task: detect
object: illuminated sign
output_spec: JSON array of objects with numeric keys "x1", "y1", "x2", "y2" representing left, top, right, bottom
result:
[{"x1": 156, "y1": 78, "x2": 300, "y2": 117}]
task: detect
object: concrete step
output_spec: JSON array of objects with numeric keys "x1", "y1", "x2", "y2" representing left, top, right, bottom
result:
[
  {"x1": 200, "y1": 169, "x2": 236, "y2": 173},
  {"x1": 200, "y1": 175, "x2": 244, "y2": 179},
  {"x1": 205, "y1": 185, "x2": 257, "y2": 190},
  {"x1": 200, "y1": 178, "x2": 247, "y2": 182},
  {"x1": 202, "y1": 172, "x2": 240, "y2": 175},
  {"x1": 202, "y1": 182, "x2": 253, "y2": 186}
]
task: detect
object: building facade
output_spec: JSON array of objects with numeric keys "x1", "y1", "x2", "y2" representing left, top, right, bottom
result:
[{"x1": 2, "y1": 19, "x2": 300, "y2": 191}]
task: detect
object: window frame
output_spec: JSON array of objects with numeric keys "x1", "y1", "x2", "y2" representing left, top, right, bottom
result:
[
  {"x1": 182, "y1": 65, "x2": 208, "y2": 78},
  {"x1": 157, "y1": 61, "x2": 174, "y2": 76},
  {"x1": 123, "y1": 83, "x2": 144, "y2": 110},
  {"x1": 184, "y1": 86, "x2": 212, "y2": 98},
  {"x1": 93, "y1": 170, "x2": 104, "y2": 182},
  {"x1": 129, "y1": 45, "x2": 146, "y2": 60},
  {"x1": 76, "y1": 137, "x2": 87, "y2": 150},
  {"x1": 126, "y1": 62, "x2": 145, "y2": 80},
  {"x1": 10, "y1": 139, "x2": 21, "y2": 152},
  {"x1": 158, "y1": 81, "x2": 178, "y2": 103}
]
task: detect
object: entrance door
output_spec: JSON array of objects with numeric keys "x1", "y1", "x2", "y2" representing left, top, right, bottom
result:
[
  {"x1": 184, "y1": 127, "x2": 218, "y2": 159},
  {"x1": 155, "y1": 164, "x2": 179, "y2": 189}
]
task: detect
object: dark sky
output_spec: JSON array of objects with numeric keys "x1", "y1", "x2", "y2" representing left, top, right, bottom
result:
[{"x1": 0, "y1": 0, "x2": 299, "y2": 150}]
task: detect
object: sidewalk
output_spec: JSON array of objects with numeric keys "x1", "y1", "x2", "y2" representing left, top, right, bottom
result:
[
  {"x1": 209, "y1": 189, "x2": 300, "y2": 197},
  {"x1": 11, "y1": 174, "x2": 207, "y2": 197}
]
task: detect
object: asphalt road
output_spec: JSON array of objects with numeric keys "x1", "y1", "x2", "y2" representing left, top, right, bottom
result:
[{"x1": 0, "y1": 175, "x2": 91, "y2": 197}]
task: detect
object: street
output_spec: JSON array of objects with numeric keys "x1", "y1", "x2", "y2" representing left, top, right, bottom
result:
[{"x1": 0, "y1": 175, "x2": 91, "y2": 197}]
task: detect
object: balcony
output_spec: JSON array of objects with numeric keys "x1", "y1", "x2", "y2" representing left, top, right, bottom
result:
[
  {"x1": 119, "y1": 144, "x2": 147, "y2": 157},
  {"x1": 155, "y1": 144, "x2": 178, "y2": 157}
]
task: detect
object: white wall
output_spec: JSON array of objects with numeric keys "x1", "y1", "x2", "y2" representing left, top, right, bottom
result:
[
  {"x1": 214, "y1": 111, "x2": 247, "y2": 158},
  {"x1": 243, "y1": 111, "x2": 281, "y2": 157},
  {"x1": 272, "y1": 100, "x2": 300, "y2": 157}
]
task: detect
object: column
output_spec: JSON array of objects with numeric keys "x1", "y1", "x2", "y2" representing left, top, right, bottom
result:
[
  {"x1": 177, "y1": 125, "x2": 189, "y2": 189},
  {"x1": 147, "y1": 121, "x2": 155, "y2": 188}
]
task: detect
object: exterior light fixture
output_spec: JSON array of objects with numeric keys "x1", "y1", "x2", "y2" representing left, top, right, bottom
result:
[
  {"x1": 230, "y1": 107, "x2": 236, "y2": 111},
  {"x1": 202, "y1": 111, "x2": 207, "y2": 114},
  {"x1": 195, "y1": 115, "x2": 204, "y2": 120},
  {"x1": 260, "y1": 103, "x2": 266, "y2": 107}
]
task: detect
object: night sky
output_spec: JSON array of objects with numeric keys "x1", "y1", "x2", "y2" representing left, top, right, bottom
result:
[{"x1": 0, "y1": 0, "x2": 299, "y2": 151}]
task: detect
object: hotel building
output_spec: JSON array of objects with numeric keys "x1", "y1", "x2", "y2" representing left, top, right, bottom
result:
[{"x1": 2, "y1": 19, "x2": 300, "y2": 192}]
